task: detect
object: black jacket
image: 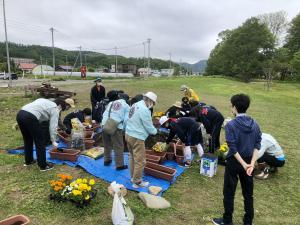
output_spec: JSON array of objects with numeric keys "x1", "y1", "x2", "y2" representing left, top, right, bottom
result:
[
  {"x1": 90, "y1": 85, "x2": 106, "y2": 106},
  {"x1": 190, "y1": 106, "x2": 224, "y2": 134},
  {"x1": 63, "y1": 110, "x2": 85, "y2": 134}
]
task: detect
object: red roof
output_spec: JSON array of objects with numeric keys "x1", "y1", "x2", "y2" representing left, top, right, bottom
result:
[{"x1": 19, "y1": 63, "x2": 37, "y2": 70}]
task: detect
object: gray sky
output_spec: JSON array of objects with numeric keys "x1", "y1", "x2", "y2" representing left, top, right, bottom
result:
[{"x1": 0, "y1": 0, "x2": 299, "y2": 63}]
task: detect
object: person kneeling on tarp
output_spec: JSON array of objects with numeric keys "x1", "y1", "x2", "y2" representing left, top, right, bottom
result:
[
  {"x1": 63, "y1": 108, "x2": 92, "y2": 134},
  {"x1": 159, "y1": 116, "x2": 204, "y2": 167},
  {"x1": 255, "y1": 133, "x2": 285, "y2": 180}
]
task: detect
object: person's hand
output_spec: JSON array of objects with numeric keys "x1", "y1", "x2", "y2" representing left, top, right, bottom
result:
[
  {"x1": 207, "y1": 134, "x2": 212, "y2": 139},
  {"x1": 52, "y1": 141, "x2": 58, "y2": 148},
  {"x1": 246, "y1": 165, "x2": 254, "y2": 176}
]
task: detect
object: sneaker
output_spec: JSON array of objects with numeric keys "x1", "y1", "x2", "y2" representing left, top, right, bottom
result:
[
  {"x1": 116, "y1": 165, "x2": 128, "y2": 170},
  {"x1": 23, "y1": 160, "x2": 37, "y2": 167},
  {"x1": 40, "y1": 163, "x2": 54, "y2": 171},
  {"x1": 212, "y1": 218, "x2": 234, "y2": 225},
  {"x1": 104, "y1": 160, "x2": 112, "y2": 166},
  {"x1": 255, "y1": 167, "x2": 269, "y2": 180},
  {"x1": 132, "y1": 181, "x2": 149, "y2": 188},
  {"x1": 269, "y1": 167, "x2": 278, "y2": 173}
]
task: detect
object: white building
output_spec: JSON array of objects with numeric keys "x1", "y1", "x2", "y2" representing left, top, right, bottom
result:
[
  {"x1": 138, "y1": 68, "x2": 152, "y2": 77},
  {"x1": 32, "y1": 65, "x2": 54, "y2": 75},
  {"x1": 160, "y1": 69, "x2": 174, "y2": 76}
]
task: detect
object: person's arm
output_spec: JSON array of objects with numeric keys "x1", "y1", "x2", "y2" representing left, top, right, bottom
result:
[
  {"x1": 166, "y1": 128, "x2": 176, "y2": 144},
  {"x1": 140, "y1": 108, "x2": 157, "y2": 135},
  {"x1": 234, "y1": 152, "x2": 249, "y2": 171},
  {"x1": 246, "y1": 126, "x2": 262, "y2": 175},
  {"x1": 90, "y1": 87, "x2": 97, "y2": 105},
  {"x1": 49, "y1": 108, "x2": 60, "y2": 143}
]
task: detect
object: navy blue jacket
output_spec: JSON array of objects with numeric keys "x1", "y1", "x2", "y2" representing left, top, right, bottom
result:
[
  {"x1": 225, "y1": 115, "x2": 261, "y2": 159},
  {"x1": 63, "y1": 110, "x2": 85, "y2": 134},
  {"x1": 90, "y1": 85, "x2": 106, "y2": 106}
]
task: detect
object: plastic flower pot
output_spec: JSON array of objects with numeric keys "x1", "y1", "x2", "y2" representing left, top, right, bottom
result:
[
  {"x1": 166, "y1": 143, "x2": 176, "y2": 160},
  {"x1": 145, "y1": 149, "x2": 166, "y2": 163},
  {"x1": 49, "y1": 148, "x2": 80, "y2": 162},
  {"x1": 146, "y1": 154, "x2": 161, "y2": 164},
  {"x1": 175, "y1": 147, "x2": 184, "y2": 165},
  {"x1": 57, "y1": 131, "x2": 71, "y2": 144},
  {"x1": 144, "y1": 162, "x2": 176, "y2": 181},
  {"x1": 0, "y1": 214, "x2": 30, "y2": 225},
  {"x1": 84, "y1": 138, "x2": 95, "y2": 149}
]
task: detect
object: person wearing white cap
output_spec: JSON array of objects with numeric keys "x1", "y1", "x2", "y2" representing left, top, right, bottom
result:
[
  {"x1": 180, "y1": 85, "x2": 200, "y2": 102},
  {"x1": 16, "y1": 98, "x2": 75, "y2": 171},
  {"x1": 125, "y1": 91, "x2": 158, "y2": 188},
  {"x1": 159, "y1": 116, "x2": 204, "y2": 167}
]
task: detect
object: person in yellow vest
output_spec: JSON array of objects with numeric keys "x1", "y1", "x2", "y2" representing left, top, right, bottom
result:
[{"x1": 180, "y1": 85, "x2": 199, "y2": 102}]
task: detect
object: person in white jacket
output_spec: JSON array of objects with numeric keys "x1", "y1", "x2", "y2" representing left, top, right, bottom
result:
[{"x1": 16, "y1": 98, "x2": 75, "y2": 171}]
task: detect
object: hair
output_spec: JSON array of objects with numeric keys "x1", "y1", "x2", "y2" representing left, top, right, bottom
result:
[
  {"x1": 182, "y1": 97, "x2": 189, "y2": 102},
  {"x1": 189, "y1": 100, "x2": 199, "y2": 108},
  {"x1": 230, "y1": 94, "x2": 250, "y2": 113},
  {"x1": 107, "y1": 90, "x2": 119, "y2": 102},
  {"x1": 82, "y1": 108, "x2": 92, "y2": 116},
  {"x1": 54, "y1": 98, "x2": 69, "y2": 111},
  {"x1": 130, "y1": 94, "x2": 143, "y2": 105}
]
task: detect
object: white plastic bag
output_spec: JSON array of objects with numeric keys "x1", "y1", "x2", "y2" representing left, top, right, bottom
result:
[{"x1": 111, "y1": 182, "x2": 134, "y2": 225}]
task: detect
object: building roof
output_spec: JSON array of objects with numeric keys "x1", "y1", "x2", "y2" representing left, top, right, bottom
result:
[
  {"x1": 57, "y1": 65, "x2": 73, "y2": 70},
  {"x1": 18, "y1": 63, "x2": 37, "y2": 70}
]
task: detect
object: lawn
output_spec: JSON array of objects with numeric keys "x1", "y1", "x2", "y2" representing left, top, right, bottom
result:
[{"x1": 0, "y1": 76, "x2": 299, "y2": 225}]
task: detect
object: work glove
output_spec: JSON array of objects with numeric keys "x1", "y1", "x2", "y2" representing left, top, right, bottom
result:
[{"x1": 52, "y1": 141, "x2": 58, "y2": 148}]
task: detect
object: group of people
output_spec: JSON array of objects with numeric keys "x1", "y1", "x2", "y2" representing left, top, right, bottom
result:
[{"x1": 16, "y1": 79, "x2": 286, "y2": 225}]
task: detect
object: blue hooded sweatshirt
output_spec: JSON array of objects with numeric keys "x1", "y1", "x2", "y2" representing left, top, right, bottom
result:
[{"x1": 225, "y1": 115, "x2": 261, "y2": 159}]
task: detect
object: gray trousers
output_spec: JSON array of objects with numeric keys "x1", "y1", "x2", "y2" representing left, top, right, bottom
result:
[{"x1": 102, "y1": 129, "x2": 125, "y2": 167}]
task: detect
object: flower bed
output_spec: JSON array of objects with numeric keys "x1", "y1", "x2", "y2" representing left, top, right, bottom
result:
[{"x1": 49, "y1": 174, "x2": 97, "y2": 207}]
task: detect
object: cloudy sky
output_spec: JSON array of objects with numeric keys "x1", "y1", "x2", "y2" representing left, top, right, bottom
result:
[{"x1": 0, "y1": 0, "x2": 299, "y2": 63}]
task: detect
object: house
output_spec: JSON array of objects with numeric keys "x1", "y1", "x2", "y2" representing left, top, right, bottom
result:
[
  {"x1": 138, "y1": 68, "x2": 152, "y2": 77},
  {"x1": 111, "y1": 64, "x2": 137, "y2": 75},
  {"x1": 18, "y1": 63, "x2": 37, "y2": 73},
  {"x1": 32, "y1": 65, "x2": 54, "y2": 75},
  {"x1": 10, "y1": 57, "x2": 35, "y2": 64},
  {"x1": 56, "y1": 65, "x2": 74, "y2": 71},
  {"x1": 160, "y1": 69, "x2": 174, "y2": 76}
]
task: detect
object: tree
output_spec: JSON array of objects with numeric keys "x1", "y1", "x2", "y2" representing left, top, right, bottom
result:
[
  {"x1": 290, "y1": 50, "x2": 300, "y2": 79},
  {"x1": 285, "y1": 13, "x2": 300, "y2": 55},
  {"x1": 257, "y1": 11, "x2": 288, "y2": 46}
]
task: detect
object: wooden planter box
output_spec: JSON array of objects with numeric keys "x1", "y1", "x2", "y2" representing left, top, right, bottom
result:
[
  {"x1": 50, "y1": 148, "x2": 80, "y2": 162},
  {"x1": 144, "y1": 162, "x2": 176, "y2": 181},
  {"x1": 84, "y1": 138, "x2": 95, "y2": 149},
  {"x1": 146, "y1": 154, "x2": 161, "y2": 164},
  {"x1": 0, "y1": 214, "x2": 30, "y2": 225},
  {"x1": 145, "y1": 150, "x2": 166, "y2": 163}
]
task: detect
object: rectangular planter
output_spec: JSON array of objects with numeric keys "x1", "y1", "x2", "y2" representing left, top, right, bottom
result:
[
  {"x1": 175, "y1": 147, "x2": 184, "y2": 165},
  {"x1": 144, "y1": 162, "x2": 176, "y2": 181},
  {"x1": 146, "y1": 154, "x2": 161, "y2": 164},
  {"x1": 166, "y1": 142, "x2": 176, "y2": 160},
  {"x1": 57, "y1": 131, "x2": 71, "y2": 143},
  {"x1": 50, "y1": 148, "x2": 80, "y2": 162},
  {"x1": 0, "y1": 214, "x2": 30, "y2": 225},
  {"x1": 145, "y1": 150, "x2": 166, "y2": 163},
  {"x1": 176, "y1": 140, "x2": 197, "y2": 152}
]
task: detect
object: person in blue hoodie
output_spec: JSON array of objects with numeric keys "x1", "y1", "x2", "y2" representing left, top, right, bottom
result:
[
  {"x1": 101, "y1": 93, "x2": 130, "y2": 170},
  {"x1": 213, "y1": 94, "x2": 261, "y2": 225},
  {"x1": 125, "y1": 92, "x2": 158, "y2": 188}
]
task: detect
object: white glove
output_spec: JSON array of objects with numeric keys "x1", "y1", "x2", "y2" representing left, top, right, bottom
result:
[
  {"x1": 52, "y1": 141, "x2": 58, "y2": 148},
  {"x1": 92, "y1": 120, "x2": 96, "y2": 124},
  {"x1": 180, "y1": 111, "x2": 186, "y2": 116}
]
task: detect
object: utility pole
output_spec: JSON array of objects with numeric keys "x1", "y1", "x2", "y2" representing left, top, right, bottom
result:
[
  {"x1": 78, "y1": 46, "x2": 82, "y2": 67},
  {"x1": 3, "y1": 0, "x2": 12, "y2": 87},
  {"x1": 45, "y1": 60, "x2": 48, "y2": 75},
  {"x1": 143, "y1": 42, "x2": 146, "y2": 69},
  {"x1": 40, "y1": 56, "x2": 43, "y2": 78},
  {"x1": 84, "y1": 54, "x2": 87, "y2": 71},
  {"x1": 50, "y1": 27, "x2": 55, "y2": 75},
  {"x1": 179, "y1": 58, "x2": 182, "y2": 75},
  {"x1": 114, "y1": 46, "x2": 118, "y2": 75},
  {"x1": 147, "y1": 38, "x2": 151, "y2": 77},
  {"x1": 169, "y1": 52, "x2": 172, "y2": 69},
  {"x1": 65, "y1": 55, "x2": 68, "y2": 76}
]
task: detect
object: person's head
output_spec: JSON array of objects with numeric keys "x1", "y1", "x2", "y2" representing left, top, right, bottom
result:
[
  {"x1": 182, "y1": 97, "x2": 189, "y2": 104},
  {"x1": 107, "y1": 90, "x2": 119, "y2": 102},
  {"x1": 130, "y1": 94, "x2": 143, "y2": 106},
  {"x1": 159, "y1": 116, "x2": 169, "y2": 128},
  {"x1": 82, "y1": 108, "x2": 92, "y2": 117},
  {"x1": 180, "y1": 85, "x2": 188, "y2": 92},
  {"x1": 94, "y1": 77, "x2": 102, "y2": 87},
  {"x1": 189, "y1": 100, "x2": 199, "y2": 108},
  {"x1": 173, "y1": 101, "x2": 182, "y2": 109},
  {"x1": 118, "y1": 93, "x2": 129, "y2": 103},
  {"x1": 230, "y1": 94, "x2": 250, "y2": 115},
  {"x1": 143, "y1": 91, "x2": 157, "y2": 109},
  {"x1": 54, "y1": 98, "x2": 75, "y2": 111}
]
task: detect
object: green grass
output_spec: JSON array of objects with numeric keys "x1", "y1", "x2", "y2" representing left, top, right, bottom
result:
[{"x1": 0, "y1": 77, "x2": 299, "y2": 225}]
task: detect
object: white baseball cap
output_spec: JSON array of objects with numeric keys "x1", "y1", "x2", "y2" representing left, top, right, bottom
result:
[
  {"x1": 159, "y1": 116, "x2": 169, "y2": 125},
  {"x1": 143, "y1": 91, "x2": 157, "y2": 103}
]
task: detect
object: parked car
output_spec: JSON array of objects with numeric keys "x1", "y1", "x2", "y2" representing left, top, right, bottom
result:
[{"x1": 0, "y1": 73, "x2": 18, "y2": 80}]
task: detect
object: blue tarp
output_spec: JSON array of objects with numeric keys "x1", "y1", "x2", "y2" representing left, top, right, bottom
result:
[{"x1": 8, "y1": 143, "x2": 191, "y2": 195}]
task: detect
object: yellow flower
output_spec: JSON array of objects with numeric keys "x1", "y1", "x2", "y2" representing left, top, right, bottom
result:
[
  {"x1": 76, "y1": 178, "x2": 83, "y2": 184},
  {"x1": 87, "y1": 186, "x2": 91, "y2": 191},
  {"x1": 78, "y1": 183, "x2": 88, "y2": 191},
  {"x1": 70, "y1": 182, "x2": 75, "y2": 187},
  {"x1": 82, "y1": 178, "x2": 88, "y2": 184},
  {"x1": 72, "y1": 190, "x2": 82, "y2": 196},
  {"x1": 85, "y1": 195, "x2": 90, "y2": 200},
  {"x1": 89, "y1": 179, "x2": 95, "y2": 186}
]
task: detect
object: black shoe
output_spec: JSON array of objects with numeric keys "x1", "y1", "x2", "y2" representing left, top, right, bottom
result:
[
  {"x1": 269, "y1": 166, "x2": 278, "y2": 173},
  {"x1": 116, "y1": 165, "x2": 128, "y2": 170},
  {"x1": 104, "y1": 160, "x2": 112, "y2": 166},
  {"x1": 40, "y1": 163, "x2": 54, "y2": 171},
  {"x1": 212, "y1": 218, "x2": 234, "y2": 225},
  {"x1": 23, "y1": 159, "x2": 37, "y2": 167}
]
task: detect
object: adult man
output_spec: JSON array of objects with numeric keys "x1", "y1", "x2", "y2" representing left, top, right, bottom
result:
[
  {"x1": 159, "y1": 116, "x2": 204, "y2": 167},
  {"x1": 125, "y1": 91, "x2": 158, "y2": 188},
  {"x1": 180, "y1": 85, "x2": 199, "y2": 102},
  {"x1": 190, "y1": 105, "x2": 224, "y2": 153},
  {"x1": 16, "y1": 98, "x2": 75, "y2": 171},
  {"x1": 90, "y1": 77, "x2": 106, "y2": 122},
  {"x1": 63, "y1": 108, "x2": 92, "y2": 134},
  {"x1": 101, "y1": 93, "x2": 130, "y2": 170}
]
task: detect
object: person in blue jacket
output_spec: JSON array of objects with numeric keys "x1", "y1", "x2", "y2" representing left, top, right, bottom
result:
[
  {"x1": 159, "y1": 116, "x2": 204, "y2": 167},
  {"x1": 213, "y1": 94, "x2": 261, "y2": 225},
  {"x1": 125, "y1": 92, "x2": 158, "y2": 188},
  {"x1": 101, "y1": 93, "x2": 130, "y2": 170}
]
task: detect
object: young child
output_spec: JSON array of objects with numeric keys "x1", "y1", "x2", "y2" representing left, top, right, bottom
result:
[{"x1": 212, "y1": 94, "x2": 261, "y2": 225}]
